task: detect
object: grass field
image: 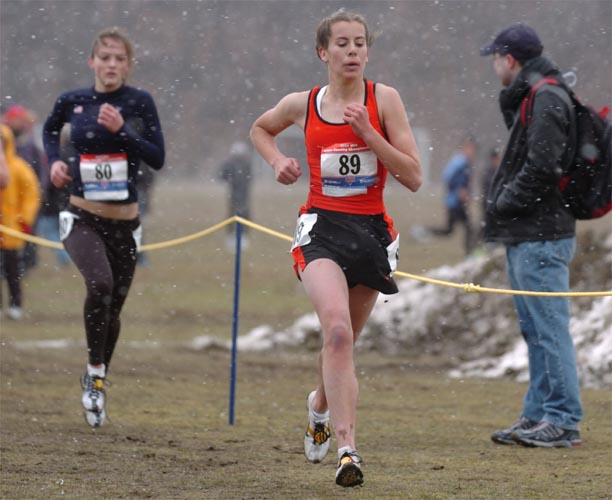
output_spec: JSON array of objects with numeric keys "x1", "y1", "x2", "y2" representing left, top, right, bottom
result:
[{"x1": 1, "y1": 180, "x2": 611, "y2": 499}]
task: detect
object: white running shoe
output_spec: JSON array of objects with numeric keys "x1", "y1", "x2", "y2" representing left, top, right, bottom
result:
[
  {"x1": 303, "y1": 391, "x2": 331, "y2": 463},
  {"x1": 335, "y1": 450, "x2": 363, "y2": 487},
  {"x1": 81, "y1": 373, "x2": 106, "y2": 413},
  {"x1": 7, "y1": 306, "x2": 23, "y2": 320},
  {"x1": 84, "y1": 408, "x2": 107, "y2": 428}
]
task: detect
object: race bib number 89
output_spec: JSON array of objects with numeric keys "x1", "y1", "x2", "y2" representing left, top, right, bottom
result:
[
  {"x1": 80, "y1": 153, "x2": 129, "y2": 201},
  {"x1": 320, "y1": 143, "x2": 377, "y2": 197}
]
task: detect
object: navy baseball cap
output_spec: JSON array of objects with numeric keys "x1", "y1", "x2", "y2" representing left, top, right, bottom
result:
[{"x1": 480, "y1": 23, "x2": 543, "y2": 61}]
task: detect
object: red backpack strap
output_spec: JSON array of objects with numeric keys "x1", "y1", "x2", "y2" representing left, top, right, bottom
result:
[{"x1": 520, "y1": 77, "x2": 559, "y2": 127}]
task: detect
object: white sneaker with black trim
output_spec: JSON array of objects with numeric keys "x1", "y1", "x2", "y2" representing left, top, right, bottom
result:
[
  {"x1": 303, "y1": 391, "x2": 331, "y2": 463},
  {"x1": 84, "y1": 408, "x2": 107, "y2": 427},
  {"x1": 335, "y1": 450, "x2": 363, "y2": 487},
  {"x1": 81, "y1": 373, "x2": 106, "y2": 411},
  {"x1": 81, "y1": 373, "x2": 106, "y2": 427}
]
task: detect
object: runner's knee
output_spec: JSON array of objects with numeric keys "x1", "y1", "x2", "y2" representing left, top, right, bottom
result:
[{"x1": 324, "y1": 323, "x2": 353, "y2": 354}]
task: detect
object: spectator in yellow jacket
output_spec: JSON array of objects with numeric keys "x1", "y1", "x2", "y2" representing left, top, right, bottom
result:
[
  {"x1": 0, "y1": 124, "x2": 41, "y2": 320},
  {"x1": 0, "y1": 143, "x2": 9, "y2": 190}
]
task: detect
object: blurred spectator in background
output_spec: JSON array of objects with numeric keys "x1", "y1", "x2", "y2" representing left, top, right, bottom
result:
[
  {"x1": 0, "y1": 140, "x2": 8, "y2": 190},
  {"x1": 426, "y1": 135, "x2": 478, "y2": 256},
  {"x1": 136, "y1": 163, "x2": 155, "y2": 266},
  {"x1": 2, "y1": 105, "x2": 46, "y2": 175},
  {"x1": 2, "y1": 104, "x2": 47, "y2": 271},
  {"x1": 480, "y1": 147, "x2": 501, "y2": 213},
  {"x1": 36, "y1": 125, "x2": 72, "y2": 267},
  {"x1": 478, "y1": 147, "x2": 501, "y2": 244},
  {"x1": 0, "y1": 139, "x2": 9, "y2": 228},
  {"x1": 219, "y1": 140, "x2": 253, "y2": 250},
  {"x1": 0, "y1": 125, "x2": 41, "y2": 320}
]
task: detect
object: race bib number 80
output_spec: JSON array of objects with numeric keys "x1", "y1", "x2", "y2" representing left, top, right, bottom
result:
[
  {"x1": 80, "y1": 153, "x2": 129, "y2": 201},
  {"x1": 320, "y1": 143, "x2": 377, "y2": 197}
]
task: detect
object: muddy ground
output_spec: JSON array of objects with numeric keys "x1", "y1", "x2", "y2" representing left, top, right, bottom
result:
[{"x1": 2, "y1": 183, "x2": 610, "y2": 499}]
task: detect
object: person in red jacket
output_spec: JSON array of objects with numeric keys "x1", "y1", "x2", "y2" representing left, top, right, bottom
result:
[
  {"x1": 250, "y1": 9, "x2": 422, "y2": 488},
  {"x1": 0, "y1": 124, "x2": 40, "y2": 320}
]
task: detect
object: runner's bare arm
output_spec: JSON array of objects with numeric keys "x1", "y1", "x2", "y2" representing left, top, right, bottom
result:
[
  {"x1": 346, "y1": 84, "x2": 422, "y2": 192},
  {"x1": 250, "y1": 91, "x2": 309, "y2": 185}
]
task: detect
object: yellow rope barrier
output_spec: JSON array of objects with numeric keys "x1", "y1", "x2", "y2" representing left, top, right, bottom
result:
[
  {"x1": 233, "y1": 216, "x2": 293, "y2": 243},
  {"x1": 0, "y1": 224, "x2": 64, "y2": 249},
  {"x1": 1, "y1": 219, "x2": 610, "y2": 297},
  {"x1": 140, "y1": 218, "x2": 236, "y2": 251},
  {"x1": 393, "y1": 271, "x2": 611, "y2": 297}
]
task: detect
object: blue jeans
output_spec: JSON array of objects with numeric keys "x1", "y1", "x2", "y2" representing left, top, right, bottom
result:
[
  {"x1": 506, "y1": 238, "x2": 582, "y2": 430},
  {"x1": 36, "y1": 215, "x2": 71, "y2": 266}
]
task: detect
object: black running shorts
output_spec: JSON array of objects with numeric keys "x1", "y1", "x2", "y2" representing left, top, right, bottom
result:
[{"x1": 291, "y1": 207, "x2": 399, "y2": 295}]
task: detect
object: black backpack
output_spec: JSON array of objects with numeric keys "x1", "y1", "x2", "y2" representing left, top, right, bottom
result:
[{"x1": 520, "y1": 77, "x2": 612, "y2": 220}]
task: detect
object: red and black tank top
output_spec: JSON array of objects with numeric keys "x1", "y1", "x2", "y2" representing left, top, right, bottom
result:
[{"x1": 303, "y1": 79, "x2": 388, "y2": 215}]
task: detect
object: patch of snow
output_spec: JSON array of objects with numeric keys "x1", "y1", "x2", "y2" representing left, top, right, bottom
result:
[
  {"x1": 12, "y1": 339, "x2": 79, "y2": 349},
  {"x1": 235, "y1": 235, "x2": 611, "y2": 389}
]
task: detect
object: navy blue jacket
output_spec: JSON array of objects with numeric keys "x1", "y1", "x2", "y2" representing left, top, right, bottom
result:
[{"x1": 43, "y1": 85, "x2": 164, "y2": 204}]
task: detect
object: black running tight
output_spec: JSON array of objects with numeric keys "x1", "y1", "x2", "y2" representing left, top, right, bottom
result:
[
  {"x1": 63, "y1": 206, "x2": 140, "y2": 368},
  {"x1": 0, "y1": 249, "x2": 24, "y2": 308}
]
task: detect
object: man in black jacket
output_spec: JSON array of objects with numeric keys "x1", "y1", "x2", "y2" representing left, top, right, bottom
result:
[{"x1": 480, "y1": 24, "x2": 582, "y2": 448}]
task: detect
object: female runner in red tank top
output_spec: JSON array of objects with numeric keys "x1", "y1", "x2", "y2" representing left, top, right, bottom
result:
[{"x1": 250, "y1": 10, "x2": 422, "y2": 488}]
